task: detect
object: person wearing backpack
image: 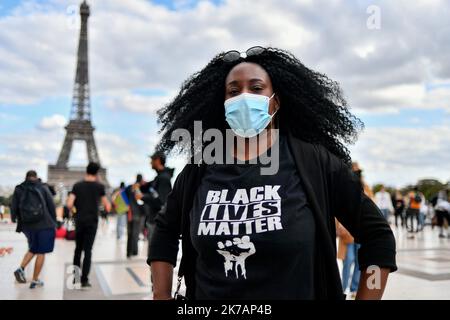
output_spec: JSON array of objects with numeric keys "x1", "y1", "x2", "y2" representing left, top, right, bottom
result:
[{"x1": 10, "y1": 170, "x2": 57, "y2": 289}]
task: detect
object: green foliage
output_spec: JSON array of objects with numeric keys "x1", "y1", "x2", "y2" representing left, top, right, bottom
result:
[
  {"x1": 417, "y1": 179, "x2": 446, "y2": 200},
  {"x1": 400, "y1": 179, "x2": 446, "y2": 201},
  {"x1": 0, "y1": 195, "x2": 12, "y2": 206},
  {"x1": 373, "y1": 184, "x2": 396, "y2": 195},
  {"x1": 371, "y1": 179, "x2": 447, "y2": 202}
]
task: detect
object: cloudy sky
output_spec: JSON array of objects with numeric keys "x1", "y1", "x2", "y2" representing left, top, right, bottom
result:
[{"x1": 0, "y1": 0, "x2": 449, "y2": 189}]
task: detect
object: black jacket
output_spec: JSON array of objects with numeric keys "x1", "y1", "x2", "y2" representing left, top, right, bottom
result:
[
  {"x1": 148, "y1": 133, "x2": 397, "y2": 299},
  {"x1": 142, "y1": 167, "x2": 174, "y2": 223},
  {"x1": 11, "y1": 180, "x2": 57, "y2": 233}
]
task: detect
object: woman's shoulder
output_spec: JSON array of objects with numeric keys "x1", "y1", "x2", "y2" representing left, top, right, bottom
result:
[
  {"x1": 178, "y1": 162, "x2": 201, "y2": 175},
  {"x1": 287, "y1": 133, "x2": 345, "y2": 173},
  {"x1": 173, "y1": 162, "x2": 205, "y2": 186}
]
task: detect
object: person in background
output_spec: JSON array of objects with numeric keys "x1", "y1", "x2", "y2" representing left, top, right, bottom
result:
[
  {"x1": 434, "y1": 190, "x2": 450, "y2": 238},
  {"x1": 63, "y1": 193, "x2": 72, "y2": 221},
  {"x1": 67, "y1": 162, "x2": 111, "y2": 288},
  {"x1": 351, "y1": 163, "x2": 374, "y2": 200},
  {"x1": 337, "y1": 162, "x2": 374, "y2": 299},
  {"x1": 0, "y1": 204, "x2": 5, "y2": 223},
  {"x1": 0, "y1": 247, "x2": 14, "y2": 257},
  {"x1": 418, "y1": 197, "x2": 428, "y2": 232},
  {"x1": 135, "y1": 152, "x2": 174, "y2": 258},
  {"x1": 336, "y1": 221, "x2": 359, "y2": 298},
  {"x1": 11, "y1": 170, "x2": 57, "y2": 289},
  {"x1": 393, "y1": 190, "x2": 406, "y2": 228},
  {"x1": 374, "y1": 185, "x2": 394, "y2": 221},
  {"x1": 37, "y1": 178, "x2": 57, "y2": 198},
  {"x1": 125, "y1": 174, "x2": 147, "y2": 258},
  {"x1": 99, "y1": 205, "x2": 109, "y2": 229},
  {"x1": 406, "y1": 186, "x2": 423, "y2": 234},
  {"x1": 112, "y1": 182, "x2": 129, "y2": 240}
]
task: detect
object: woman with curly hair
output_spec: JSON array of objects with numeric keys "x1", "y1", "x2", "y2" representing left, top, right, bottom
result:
[{"x1": 148, "y1": 47, "x2": 396, "y2": 300}]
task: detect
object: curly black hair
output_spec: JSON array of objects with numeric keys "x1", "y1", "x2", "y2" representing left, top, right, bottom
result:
[{"x1": 157, "y1": 47, "x2": 363, "y2": 163}]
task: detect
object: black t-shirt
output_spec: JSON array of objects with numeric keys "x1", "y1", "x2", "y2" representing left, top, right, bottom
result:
[
  {"x1": 72, "y1": 180, "x2": 106, "y2": 225},
  {"x1": 190, "y1": 135, "x2": 316, "y2": 299}
]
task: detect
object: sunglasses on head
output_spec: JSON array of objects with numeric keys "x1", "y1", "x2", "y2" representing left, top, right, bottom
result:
[{"x1": 221, "y1": 46, "x2": 266, "y2": 62}]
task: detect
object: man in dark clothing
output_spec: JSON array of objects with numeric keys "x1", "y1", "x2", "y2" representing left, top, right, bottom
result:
[
  {"x1": 38, "y1": 178, "x2": 57, "y2": 197},
  {"x1": 125, "y1": 174, "x2": 149, "y2": 258},
  {"x1": 11, "y1": 170, "x2": 57, "y2": 289},
  {"x1": 137, "y1": 151, "x2": 174, "y2": 258},
  {"x1": 67, "y1": 162, "x2": 111, "y2": 288}
]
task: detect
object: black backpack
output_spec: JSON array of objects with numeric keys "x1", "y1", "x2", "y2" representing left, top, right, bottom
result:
[{"x1": 19, "y1": 184, "x2": 46, "y2": 224}]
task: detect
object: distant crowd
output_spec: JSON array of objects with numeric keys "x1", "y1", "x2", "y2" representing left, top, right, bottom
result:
[
  {"x1": 2, "y1": 151, "x2": 173, "y2": 290},
  {"x1": 336, "y1": 162, "x2": 449, "y2": 297}
]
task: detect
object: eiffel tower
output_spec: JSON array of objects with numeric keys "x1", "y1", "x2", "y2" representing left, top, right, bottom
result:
[{"x1": 48, "y1": 1, "x2": 108, "y2": 189}]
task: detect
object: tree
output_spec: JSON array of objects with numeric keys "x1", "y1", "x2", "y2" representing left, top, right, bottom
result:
[
  {"x1": 0, "y1": 194, "x2": 13, "y2": 206},
  {"x1": 372, "y1": 184, "x2": 395, "y2": 195},
  {"x1": 0, "y1": 196, "x2": 9, "y2": 206},
  {"x1": 401, "y1": 179, "x2": 445, "y2": 201}
]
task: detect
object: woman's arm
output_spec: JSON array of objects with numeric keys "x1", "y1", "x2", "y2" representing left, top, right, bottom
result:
[
  {"x1": 151, "y1": 261, "x2": 174, "y2": 300},
  {"x1": 147, "y1": 166, "x2": 189, "y2": 299},
  {"x1": 329, "y1": 156, "x2": 396, "y2": 300},
  {"x1": 356, "y1": 267, "x2": 390, "y2": 300}
]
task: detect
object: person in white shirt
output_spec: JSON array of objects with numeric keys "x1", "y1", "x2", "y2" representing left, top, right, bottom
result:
[
  {"x1": 0, "y1": 204, "x2": 5, "y2": 222},
  {"x1": 435, "y1": 190, "x2": 450, "y2": 238},
  {"x1": 374, "y1": 185, "x2": 394, "y2": 221},
  {"x1": 418, "y1": 194, "x2": 428, "y2": 231}
]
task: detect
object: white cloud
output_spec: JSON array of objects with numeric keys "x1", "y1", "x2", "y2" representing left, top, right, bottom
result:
[
  {"x1": 1, "y1": 0, "x2": 450, "y2": 189},
  {"x1": 95, "y1": 131, "x2": 175, "y2": 186},
  {"x1": 0, "y1": 127, "x2": 161, "y2": 188},
  {"x1": 0, "y1": 185, "x2": 14, "y2": 197},
  {"x1": 0, "y1": 150, "x2": 55, "y2": 186},
  {"x1": 104, "y1": 91, "x2": 176, "y2": 114},
  {"x1": 408, "y1": 117, "x2": 421, "y2": 125},
  {"x1": 37, "y1": 114, "x2": 66, "y2": 130},
  {"x1": 1, "y1": 0, "x2": 449, "y2": 113},
  {"x1": 353, "y1": 43, "x2": 376, "y2": 59},
  {"x1": 422, "y1": 85, "x2": 450, "y2": 111}
]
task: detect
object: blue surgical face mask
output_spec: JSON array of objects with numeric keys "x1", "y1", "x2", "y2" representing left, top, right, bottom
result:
[{"x1": 224, "y1": 92, "x2": 277, "y2": 138}]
